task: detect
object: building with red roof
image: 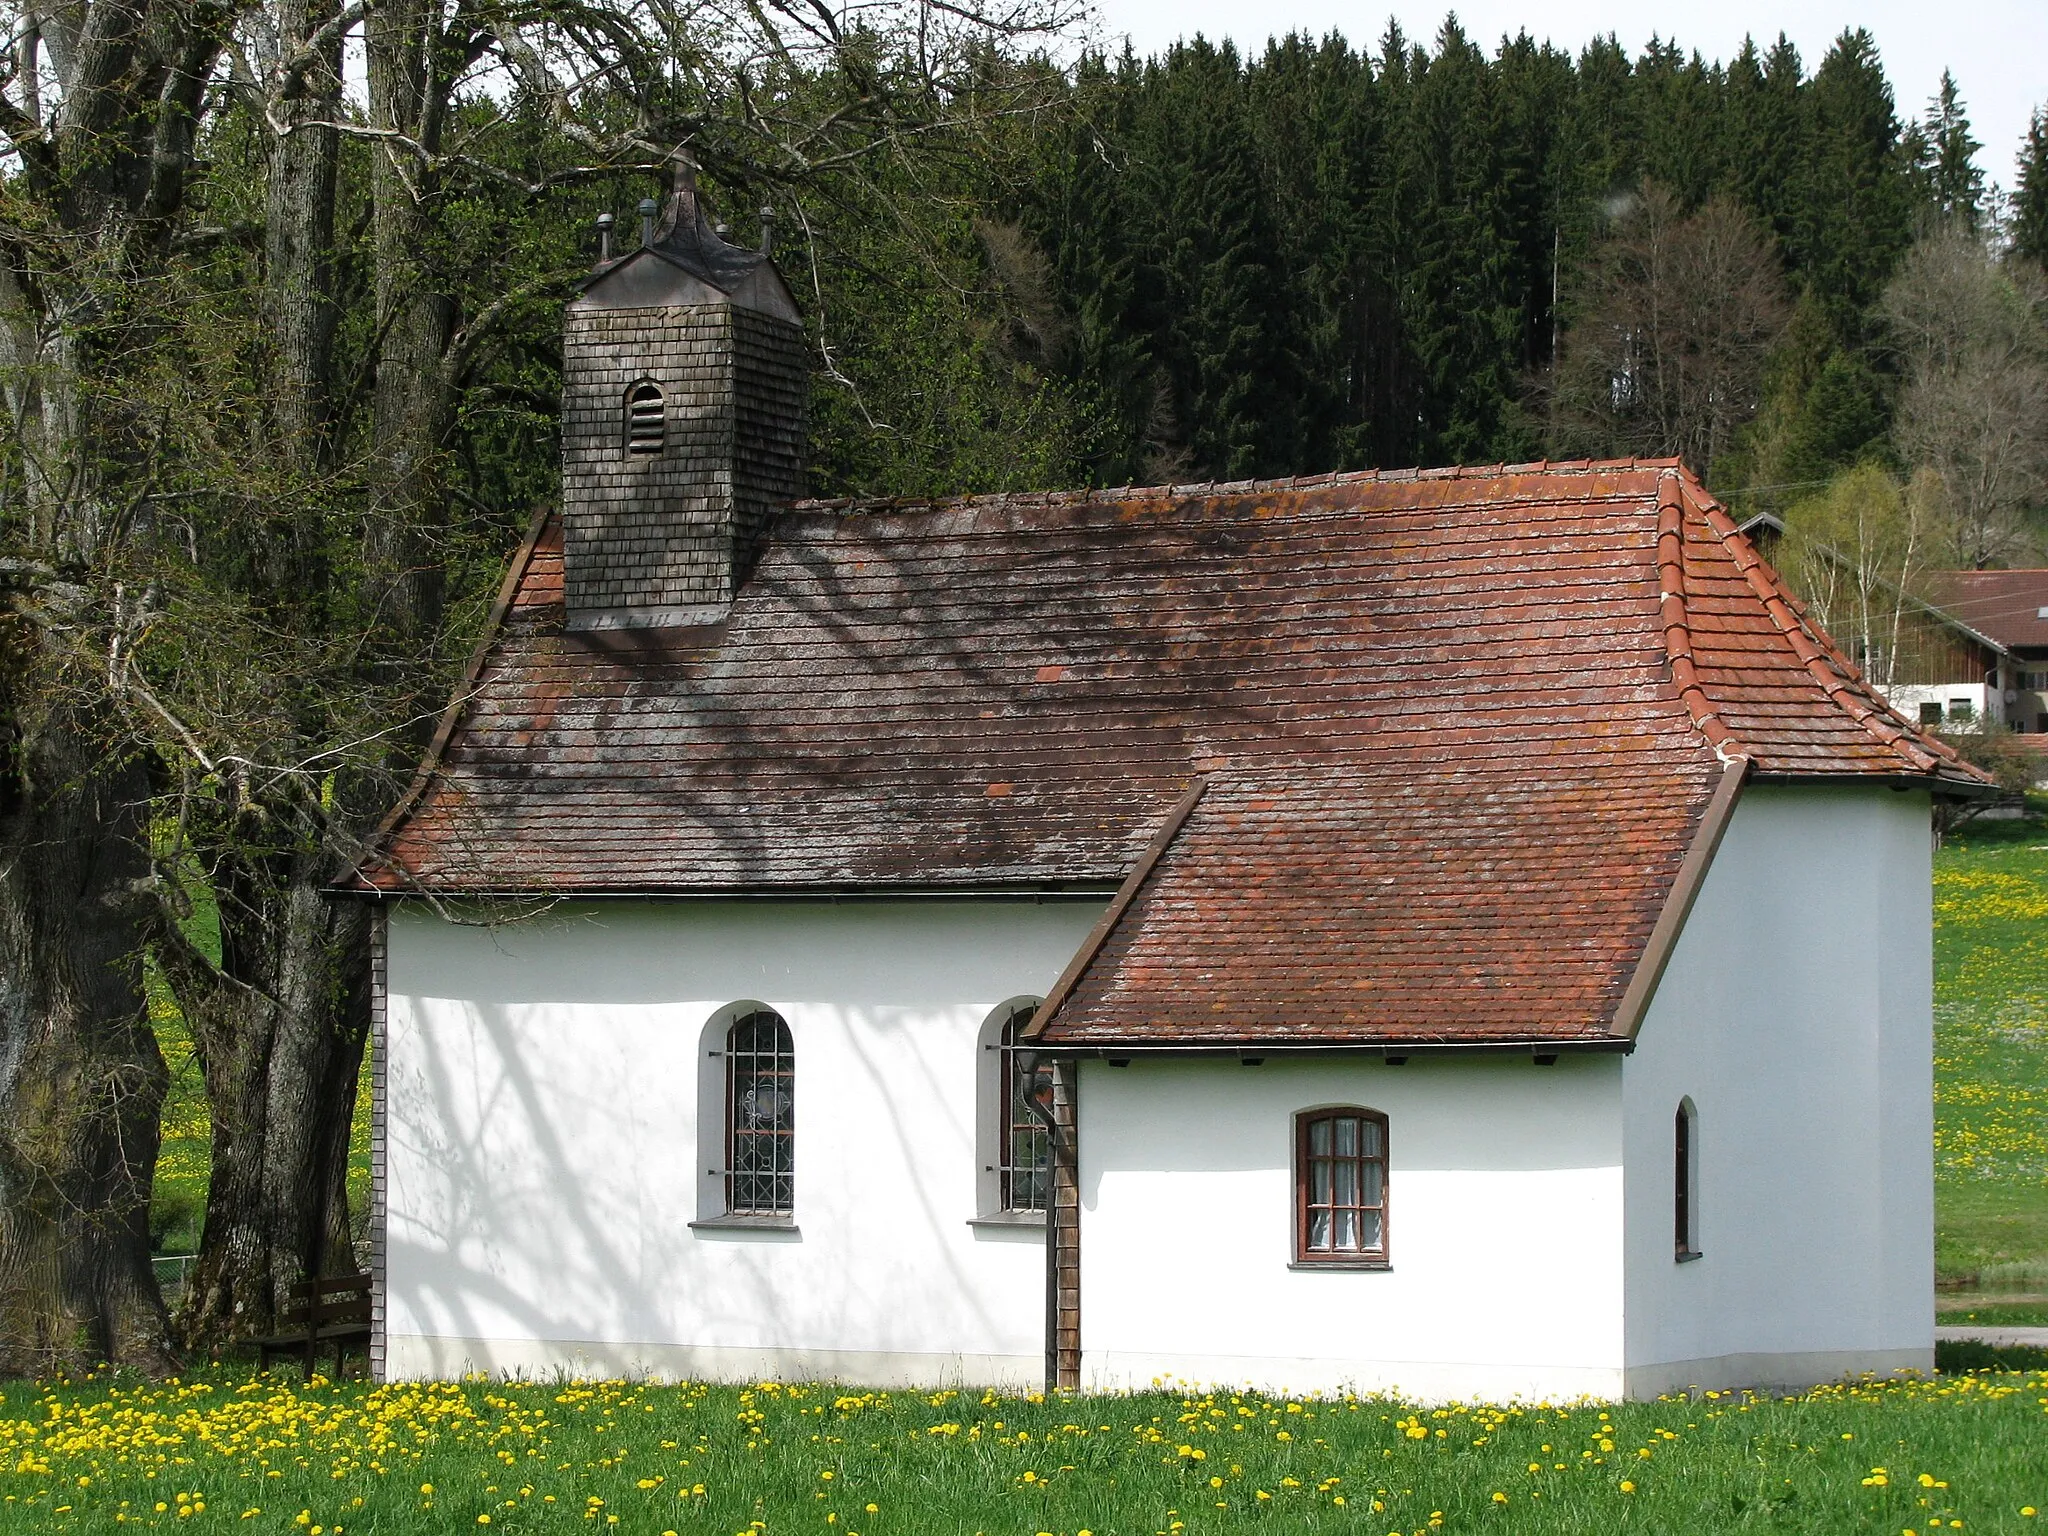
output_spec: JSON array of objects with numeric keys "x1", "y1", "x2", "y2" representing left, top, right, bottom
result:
[{"x1": 341, "y1": 173, "x2": 1989, "y2": 1401}]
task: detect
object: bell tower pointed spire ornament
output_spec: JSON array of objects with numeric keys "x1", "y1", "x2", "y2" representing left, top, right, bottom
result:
[{"x1": 651, "y1": 149, "x2": 703, "y2": 249}]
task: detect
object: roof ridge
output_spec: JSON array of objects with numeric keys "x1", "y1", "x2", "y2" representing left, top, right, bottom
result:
[
  {"x1": 1679, "y1": 478, "x2": 1961, "y2": 777},
  {"x1": 1655, "y1": 472, "x2": 1747, "y2": 765},
  {"x1": 791, "y1": 457, "x2": 1683, "y2": 517}
]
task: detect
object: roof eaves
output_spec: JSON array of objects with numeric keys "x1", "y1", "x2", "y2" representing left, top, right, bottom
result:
[
  {"x1": 1611, "y1": 757, "x2": 1749, "y2": 1042},
  {"x1": 1030, "y1": 1036, "x2": 1638, "y2": 1057},
  {"x1": 330, "y1": 504, "x2": 554, "y2": 895},
  {"x1": 1021, "y1": 777, "x2": 1209, "y2": 1044},
  {"x1": 1686, "y1": 478, "x2": 1987, "y2": 782}
]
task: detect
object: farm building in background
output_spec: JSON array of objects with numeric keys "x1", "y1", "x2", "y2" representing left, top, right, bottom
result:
[{"x1": 336, "y1": 169, "x2": 1995, "y2": 1403}]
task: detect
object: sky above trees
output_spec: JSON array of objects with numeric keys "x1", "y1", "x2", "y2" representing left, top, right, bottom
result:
[{"x1": 1090, "y1": 0, "x2": 2046, "y2": 184}]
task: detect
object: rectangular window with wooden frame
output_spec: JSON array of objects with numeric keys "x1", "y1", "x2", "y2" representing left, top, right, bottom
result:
[{"x1": 1294, "y1": 1108, "x2": 1389, "y2": 1268}]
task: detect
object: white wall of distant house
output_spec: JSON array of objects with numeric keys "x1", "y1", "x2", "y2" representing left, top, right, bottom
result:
[
  {"x1": 1075, "y1": 1052, "x2": 1631, "y2": 1402},
  {"x1": 1620, "y1": 784, "x2": 1935, "y2": 1395},
  {"x1": 1878, "y1": 681, "x2": 1997, "y2": 729},
  {"x1": 381, "y1": 898, "x2": 1104, "y2": 1386}
]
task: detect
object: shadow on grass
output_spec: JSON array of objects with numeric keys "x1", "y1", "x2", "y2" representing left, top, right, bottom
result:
[{"x1": 1935, "y1": 1337, "x2": 2048, "y2": 1372}]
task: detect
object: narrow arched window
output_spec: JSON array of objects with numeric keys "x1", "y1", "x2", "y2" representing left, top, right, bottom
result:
[
  {"x1": 997, "y1": 1002, "x2": 1049, "y2": 1212},
  {"x1": 1295, "y1": 1108, "x2": 1389, "y2": 1267},
  {"x1": 625, "y1": 381, "x2": 665, "y2": 454},
  {"x1": 726, "y1": 1008, "x2": 794, "y2": 1215},
  {"x1": 1675, "y1": 1098, "x2": 1701, "y2": 1260}
]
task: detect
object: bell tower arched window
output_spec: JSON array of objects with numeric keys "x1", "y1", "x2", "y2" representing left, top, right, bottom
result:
[{"x1": 625, "y1": 381, "x2": 665, "y2": 454}]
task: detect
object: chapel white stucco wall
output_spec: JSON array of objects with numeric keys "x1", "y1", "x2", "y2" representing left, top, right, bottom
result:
[
  {"x1": 1075, "y1": 1054, "x2": 1629, "y2": 1402},
  {"x1": 382, "y1": 898, "x2": 1103, "y2": 1387},
  {"x1": 1619, "y1": 785, "x2": 1935, "y2": 1395}
]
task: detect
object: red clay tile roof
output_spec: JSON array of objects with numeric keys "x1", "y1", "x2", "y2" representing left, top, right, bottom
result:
[
  {"x1": 347, "y1": 460, "x2": 1986, "y2": 1045},
  {"x1": 1924, "y1": 569, "x2": 2048, "y2": 652}
]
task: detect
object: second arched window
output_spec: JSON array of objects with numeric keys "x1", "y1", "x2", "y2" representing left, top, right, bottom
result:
[
  {"x1": 996, "y1": 1002, "x2": 1049, "y2": 1213},
  {"x1": 726, "y1": 1008, "x2": 794, "y2": 1215}
]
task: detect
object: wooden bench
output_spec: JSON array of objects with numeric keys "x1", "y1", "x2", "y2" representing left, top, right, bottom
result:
[{"x1": 254, "y1": 1273, "x2": 372, "y2": 1379}]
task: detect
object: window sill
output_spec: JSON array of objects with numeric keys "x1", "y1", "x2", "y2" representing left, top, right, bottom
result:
[
  {"x1": 1288, "y1": 1258, "x2": 1391, "y2": 1272},
  {"x1": 1675, "y1": 1249, "x2": 1704, "y2": 1264},
  {"x1": 967, "y1": 1211, "x2": 1046, "y2": 1229},
  {"x1": 690, "y1": 1214, "x2": 798, "y2": 1233}
]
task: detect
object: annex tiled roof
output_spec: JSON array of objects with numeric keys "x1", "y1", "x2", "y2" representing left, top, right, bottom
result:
[
  {"x1": 347, "y1": 460, "x2": 1987, "y2": 1045},
  {"x1": 1925, "y1": 570, "x2": 2048, "y2": 652}
]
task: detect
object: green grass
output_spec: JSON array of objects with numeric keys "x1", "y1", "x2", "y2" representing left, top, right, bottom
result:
[
  {"x1": 1933, "y1": 812, "x2": 2048, "y2": 1289},
  {"x1": 0, "y1": 1369, "x2": 2045, "y2": 1536},
  {"x1": 1933, "y1": 1310, "x2": 2048, "y2": 1335}
]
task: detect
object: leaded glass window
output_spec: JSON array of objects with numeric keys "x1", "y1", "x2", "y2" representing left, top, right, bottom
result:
[
  {"x1": 726, "y1": 1009, "x2": 793, "y2": 1215},
  {"x1": 997, "y1": 1005, "x2": 1049, "y2": 1213}
]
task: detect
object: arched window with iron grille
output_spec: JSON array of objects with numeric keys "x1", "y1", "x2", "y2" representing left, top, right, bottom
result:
[
  {"x1": 996, "y1": 1002, "x2": 1048, "y2": 1213},
  {"x1": 725, "y1": 1008, "x2": 794, "y2": 1215}
]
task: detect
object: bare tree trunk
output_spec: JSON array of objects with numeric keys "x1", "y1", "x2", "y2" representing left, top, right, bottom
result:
[
  {"x1": 163, "y1": 0, "x2": 372, "y2": 1348},
  {"x1": 365, "y1": 0, "x2": 457, "y2": 643},
  {"x1": 265, "y1": 0, "x2": 341, "y2": 481},
  {"x1": 0, "y1": 676, "x2": 175, "y2": 1373},
  {"x1": 164, "y1": 859, "x2": 367, "y2": 1345}
]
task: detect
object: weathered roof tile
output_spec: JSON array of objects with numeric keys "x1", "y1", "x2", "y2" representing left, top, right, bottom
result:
[{"x1": 346, "y1": 462, "x2": 1987, "y2": 1044}]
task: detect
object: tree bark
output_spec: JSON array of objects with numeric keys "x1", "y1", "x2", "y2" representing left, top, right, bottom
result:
[
  {"x1": 164, "y1": 855, "x2": 368, "y2": 1344},
  {"x1": 0, "y1": 673, "x2": 175, "y2": 1373},
  {"x1": 265, "y1": 0, "x2": 342, "y2": 481},
  {"x1": 364, "y1": 0, "x2": 458, "y2": 643},
  {"x1": 156, "y1": 0, "x2": 372, "y2": 1352}
]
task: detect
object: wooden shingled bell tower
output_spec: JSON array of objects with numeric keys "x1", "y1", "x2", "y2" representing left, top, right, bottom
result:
[{"x1": 560, "y1": 155, "x2": 807, "y2": 630}]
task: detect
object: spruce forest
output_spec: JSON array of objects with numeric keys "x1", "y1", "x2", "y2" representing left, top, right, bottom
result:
[{"x1": 0, "y1": 0, "x2": 2045, "y2": 1370}]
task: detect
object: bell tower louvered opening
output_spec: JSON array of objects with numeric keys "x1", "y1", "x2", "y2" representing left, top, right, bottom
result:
[
  {"x1": 559, "y1": 154, "x2": 807, "y2": 631},
  {"x1": 625, "y1": 382, "x2": 666, "y2": 454}
]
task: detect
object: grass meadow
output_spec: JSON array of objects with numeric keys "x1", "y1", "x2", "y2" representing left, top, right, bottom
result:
[
  {"x1": 1933, "y1": 811, "x2": 2048, "y2": 1324},
  {"x1": 48, "y1": 801, "x2": 2035, "y2": 1536},
  {"x1": 0, "y1": 1369, "x2": 2045, "y2": 1535}
]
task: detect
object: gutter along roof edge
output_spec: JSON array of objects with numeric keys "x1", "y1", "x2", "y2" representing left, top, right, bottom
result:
[
  {"x1": 330, "y1": 881, "x2": 1125, "y2": 904},
  {"x1": 1027, "y1": 1038, "x2": 1638, "y2": 1057},
  {"x1": 332, "y1": 504, "x2": 554, "y2": 896}
]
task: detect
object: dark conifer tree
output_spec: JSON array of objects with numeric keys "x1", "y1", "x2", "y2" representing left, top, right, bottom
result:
[
  {"x1": 1386, "y1": 20, "x2": 1531, "y2": 462},
  {"x1": 2010, "y1": 109, "x2": 2048, "y2": 270},
  {"x1": 1793, "y1": 30, "x2": 1913, "y2": 343},
  {"x1": 1912, "y1": 71, "x2": 1986, "y2": 231},
  {"x1": 1725, "y1": 35, "x2": 1805, "y2": 252},
  {"x1": 1125, "y1": 38, "x2": 1293, "y2": 479}
]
